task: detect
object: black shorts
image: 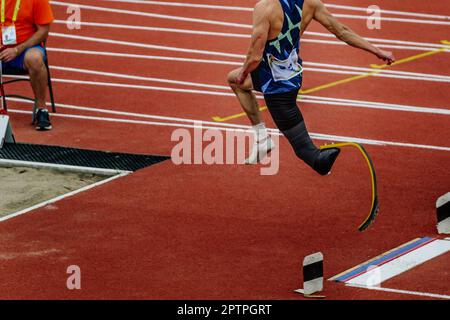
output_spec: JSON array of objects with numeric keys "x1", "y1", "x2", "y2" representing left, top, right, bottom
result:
[{"x1": 250, "y1": 69, "x2": 263, "y2": 92}]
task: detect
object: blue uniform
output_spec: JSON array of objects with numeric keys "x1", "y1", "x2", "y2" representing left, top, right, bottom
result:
[{"x1": 251, "y1": 0, "x2": 304, "y2": 95}]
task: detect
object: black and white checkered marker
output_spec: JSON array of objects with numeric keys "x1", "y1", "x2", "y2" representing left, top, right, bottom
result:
[
  {"x1": 437, "y1": 193, "x2": 450, "y2": 234},
  {"x1": 294, "y1": 252, "x2": 324, "y2": 298}
]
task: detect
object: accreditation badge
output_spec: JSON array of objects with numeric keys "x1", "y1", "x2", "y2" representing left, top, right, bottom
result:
[{"x1": 2, "y1": 25, "x2": 17, "y2": 45}]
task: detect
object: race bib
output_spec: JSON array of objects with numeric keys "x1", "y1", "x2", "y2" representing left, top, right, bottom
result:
[
  {"x1": 2, "y1": 25, "x2": 17, "y2": 45},
  {"x1": 267, "y1": 50, "x2": 302, "y2": 82}
]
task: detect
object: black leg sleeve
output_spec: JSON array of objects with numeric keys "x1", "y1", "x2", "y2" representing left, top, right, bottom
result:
[
  {"x1": 282, "y1": 121, "x2": 320, "y2": 168},
  {"x1": 264, "y1": 90, "x2": 319, "y2": 168}
]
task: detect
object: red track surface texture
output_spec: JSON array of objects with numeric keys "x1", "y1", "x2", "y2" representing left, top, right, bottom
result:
[{"x1": 0, "y1": 0, "x2": 449, "y2": 300}]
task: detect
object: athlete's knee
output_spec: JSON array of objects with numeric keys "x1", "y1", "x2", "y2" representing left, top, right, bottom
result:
[
  {"x1": 227, "y1": 69, "x2": 238, "y2": 86},
  {"x1": 24, "y1": 49, "x2": 45, "y2": 73},
  {"x1": 227, "y1": 69, "x2": 253, "y2": 92}
]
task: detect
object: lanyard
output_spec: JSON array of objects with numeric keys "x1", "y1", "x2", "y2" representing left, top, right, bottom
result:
[{"x1": 1, "y1": 0, "x2": 21, "y2": 25}]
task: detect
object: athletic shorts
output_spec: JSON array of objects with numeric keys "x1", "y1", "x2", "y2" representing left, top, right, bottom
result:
[
  {"x1": 250, "y1": 69, "x2": 263, "y2": 93},
  {"x1": 1, "y1": 45, "x2": 46, "y2": 70},
  {"x1": 251, "y1": 69, "x2": 302, "y2": 96}
]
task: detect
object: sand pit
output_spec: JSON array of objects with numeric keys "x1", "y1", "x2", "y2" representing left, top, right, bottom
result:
[{"x1": 0, "y1": 166, "x2": 107, "y2": 218}]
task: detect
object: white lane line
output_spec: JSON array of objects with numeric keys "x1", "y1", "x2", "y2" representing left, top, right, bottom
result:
[
  {"x1": 102, "y1": 0, "x2": 253, "y2": 12},
  {"x1": 298, "y1": 39, "x2": 446, "y2": 52},
  {"x1": 51, "y1": 1, "x2": 450, "y2": 26},
  {"x1": 0, "y1": 171, "x2": 130, "y2": 223},
  {"x1": 49, "y1": 32, "x2": 245, "y2": 58},
  {"x1": 6, "y1": 70, "x2": 447, "y2": 115},
  {"x1": 47, "y1": 47, "x2": 450, "y2": 83},
  {"x1": 52, "y1": 20, "x2": 450, "y2": 51},
  {"x1": 326, "y1": 14, "x2": 450, "y2": 26},
  {"x1": 301, "y1": 95, "x2": 450, "y2": 115},
  {"x1": 305, "y1": 61, "x2": 450, "y2": 81},
  {"x1": 12, "y1": 72, "x2": 448, "y2": 115},
  {"x1": 7, "y1": 101, "x2": 450, "y2": 152},
  {"x1": 325, "y1": 4, "x2": 450, "y2": 21},
  {"x1": 102, "y1": 0, "x2": 450, "y2": 21},
  {"x1": 48, "y1": 77, "x2": 236, "y2": 96},
  {"x1": 51, "y1": 65, "x2": 229, "y2": 90},
  {"x1": 49, "y1": 64, "x2": 450, "y2": 93},
  {"x1": 49, "y1": 32, "x2": 450, "y2": 64},
  {"x1": 47, "y1": 47, "x2": 243, "y2": 66},
  {"x1": 346, "y1": 284, "x2": 450, "y2": 300},
  {"x1": 305, "y1": 31, "x2": 449, "y2": 49},
  {"x1": 7, "y1": 68, "x2": 450, "y2": 115},
  {"x1": 7, "y1": 95, "x2": 450, "y2": 136},
  {"x1": 7, "y1": 97, "x2": 249, "y2": 129},
  {"x1": 52, "y1": 20, "x2": 251, "y2": 38},
  {"x1": 48, "y1": 32, "x2": 450, "y2": 69},
  {"x1": 50, "y1": 1, "x2": 251, "y2": 29},
  {"x1": 304, "y1": 66, "x2": 450, "y2": 82}
]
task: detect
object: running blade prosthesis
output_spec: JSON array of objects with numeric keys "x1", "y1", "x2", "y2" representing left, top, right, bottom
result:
[{"x1": 320, "y1": 142, "x2": 379, "y2": 232}]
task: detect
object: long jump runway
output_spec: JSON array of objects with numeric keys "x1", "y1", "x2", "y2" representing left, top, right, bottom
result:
[{"x1": 0, "y1": 0, "x2": 449, "y2": 299}]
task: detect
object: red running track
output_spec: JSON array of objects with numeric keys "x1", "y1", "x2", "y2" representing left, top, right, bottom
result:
[{"x1": 0, "y1": 0, "x2": 449, "y2": 299}]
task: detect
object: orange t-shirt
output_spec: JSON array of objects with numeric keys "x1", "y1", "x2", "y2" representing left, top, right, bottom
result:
[{"x1": 2, "y1": 0, "x2": 54, "y2": 45}]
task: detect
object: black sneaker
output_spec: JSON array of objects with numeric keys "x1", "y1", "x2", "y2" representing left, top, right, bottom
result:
[
  {"x1": 313, "y1": 148, "x2": 341, "y2": 176},
  {"x1": 35, "y1": 109, "x2": 52, "y2": 131}
]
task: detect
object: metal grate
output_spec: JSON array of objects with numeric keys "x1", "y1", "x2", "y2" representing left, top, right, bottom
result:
[{"x1": 0, "y1": 143, "x2": 170, "y2": 172}]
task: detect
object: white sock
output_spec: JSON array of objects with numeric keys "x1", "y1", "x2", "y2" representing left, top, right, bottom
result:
[
  {"x1": 246, "y1": 123, "x2": 274, "y2": 164},
  {"x1": 253, "y1": 122, "x2": 268, "y2": 142}
]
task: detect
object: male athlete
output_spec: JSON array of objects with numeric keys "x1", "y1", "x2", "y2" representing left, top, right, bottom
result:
[{"x1": 228, "y1": 0, "x2": 395, "y2": 174}]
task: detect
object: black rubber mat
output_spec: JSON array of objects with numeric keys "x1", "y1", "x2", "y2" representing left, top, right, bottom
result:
[{"x1": 0, "y1": 143, "x2": 169, "y2": 172}]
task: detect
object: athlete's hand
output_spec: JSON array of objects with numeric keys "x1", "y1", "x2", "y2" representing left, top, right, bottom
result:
[
  {"x1": 0, "y1": 47, "x2": 19, "y2": 63},
  {"x1": 236, "y1": 70, "x2": 247, "y2": 85},
  {"x1": 376, "y1": 49, "x2": 395, "y2": 65}
]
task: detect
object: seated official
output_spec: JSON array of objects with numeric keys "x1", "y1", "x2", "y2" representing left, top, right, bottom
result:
[{"x1": 0, "y1": 0, "x2": 54, "y2": 130}]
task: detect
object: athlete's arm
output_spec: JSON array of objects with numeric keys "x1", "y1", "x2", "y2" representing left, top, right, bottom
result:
[
  {"x1": 312, "y1": 0, "x2": 395, "y2": 64},
  {"x1": 15, "y1": 24, "x2": 51, "y2": 55},
  {"x1": 0, "y1": 24, "x2": 50, "y2": 63},
  {"x1": 236, "y1": 0, "x2": 271, "y2": 84}
]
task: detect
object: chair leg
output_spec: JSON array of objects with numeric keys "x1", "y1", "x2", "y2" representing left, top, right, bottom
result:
[
  {"x1": 2, "y1": 96, "x2": 6, "y2": 111},
  {"x1": 45, "y1": 61, "x2": 56, "y2": 113},
  {"x1": 32, "y1": 100, "x2": 37, "y2": 124},
  {"x1": 0, "y1": 83, "x2": 7, "y2": 111}
]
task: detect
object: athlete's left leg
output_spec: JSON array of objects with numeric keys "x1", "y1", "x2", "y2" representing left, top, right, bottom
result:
[{"x1": 264, "y1": 89, "x2": 340, "y2": 175}]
